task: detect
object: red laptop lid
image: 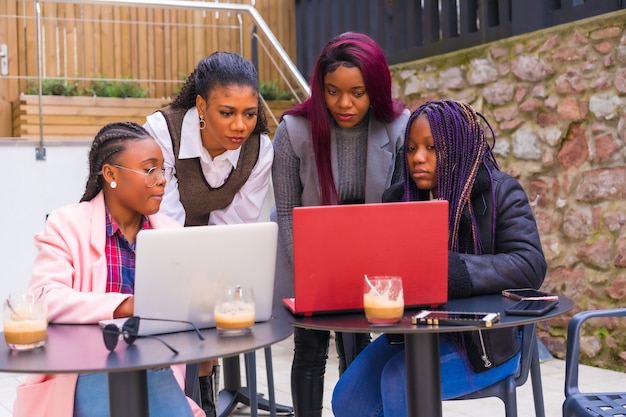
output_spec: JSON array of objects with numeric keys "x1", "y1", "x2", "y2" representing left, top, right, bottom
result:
[{"x1": 288, "y1": 200, "x2": 449, "y2": 316}]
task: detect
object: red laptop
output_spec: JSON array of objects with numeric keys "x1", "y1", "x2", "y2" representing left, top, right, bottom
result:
[{"x1": 283, "y1": 200, "x2": 449, "y2": 316}]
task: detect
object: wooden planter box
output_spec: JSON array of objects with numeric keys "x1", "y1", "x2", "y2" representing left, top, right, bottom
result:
[
  {"x1": 12, "y1": 95, "x2": 295, "y2": 140},
  {"x1": 12, "y1": 95, "x2": 171, "y2": 140}
]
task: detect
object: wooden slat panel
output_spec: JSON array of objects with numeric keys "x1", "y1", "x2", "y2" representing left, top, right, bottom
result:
[
  {"x1": 12, "y1": 95, "x2": 171, "y2": 138},
  {"x1": 18, "y1": 124, "x2": 105, "y2": 136},
  {"x1": 41, "y1": 2, "x2": 58, "y2": 77},
  {"x1": 173, "y1": 9, "x2": 187, "y2": 84},
  {"x1": 162, "y1": 8, "x2": 172, "y2": 98},
  {"x1": 65, "y1": 4, "x2": 77, "y2": 78},
  {"x1": 15, "y1": 95, "x2": 170, "y2": 107},
  {"x1": 112, "y1": 6, "x2": 122, "y2": 78},
  {"x1": 55, "y1": 3, "x2": 66, "y2": 75},
  {"x1": 100, "y1": 5, "x2": 113, "y2": 77},
  {"x1": 14, "y1": 97, "x2": 291, "y2": 140},
  {"x1": 128, "y1": 7, "x2": 138, "y2": 80},
  {"x1": 168, "y1": 9, "x2": 180, "y2": 98},
  {"x1": 209, "y1": 6, "x2": 218, "y2": 55},
  {"x1": 192, "y1": 5, "x2": 205, "y2": 64},
  {"x1": 18, "y1": 113, "x2": 155, "y2": 125},
  {"x1": 137, "y1": 6, "x2": 149, "y2": 91},
  {"x1": 15, "y1": 104, "x2": 166, "y2": 118},
  {"x1": 153, "y1": 8, "x2": 165, "y2": 98},
  {"x1": 6, "y1": 0, "x2": 298, "y2": 139},
  {"x1": 185, "y1": 9, "x2": 196, "y2": 73},
  {"x1": 146, "y1": 7, "x2": 155, "y2": 94},
  {"x1": 81, "y1": 4, "x2": 96, "y2": 81},
  {"x1": 0, "y1": 2, "x2": 18, "y2": 137},
  {"x1": 15, "y1": 1, "x2": 30, "y2": 88}
]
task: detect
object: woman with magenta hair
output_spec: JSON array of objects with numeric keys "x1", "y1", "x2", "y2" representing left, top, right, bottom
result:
[
  {"x1": 331, "y1": 100, "x2": 547, "y2": 417},
  {"x1": 271, "y1": 32, "x2": 409, "y2": 417}
]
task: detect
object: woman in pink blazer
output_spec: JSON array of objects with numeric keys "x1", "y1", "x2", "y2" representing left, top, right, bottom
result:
[{"x1": 13, "y1": 122, "x2": 204, "y2": 417}]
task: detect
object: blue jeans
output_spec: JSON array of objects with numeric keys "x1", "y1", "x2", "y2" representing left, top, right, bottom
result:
[
  {"x1": 332, "y1": 334, "x2": 520, "y2": 417},
  {"x1": 73, "y1": 368, "x2": 194, "y2": 417}
]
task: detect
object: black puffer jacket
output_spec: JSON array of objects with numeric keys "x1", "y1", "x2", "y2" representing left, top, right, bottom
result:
[{"x1": 383, "y1": 164, "x2": 547, "y2": 372}]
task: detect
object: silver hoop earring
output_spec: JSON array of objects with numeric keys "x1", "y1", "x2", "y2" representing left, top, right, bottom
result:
[
  {"x1": 199, "y1": 115, "x2": 206, "y2": 130},
  {"x1": 110, "y1": 181, "x2": 117, "y2": 189}
]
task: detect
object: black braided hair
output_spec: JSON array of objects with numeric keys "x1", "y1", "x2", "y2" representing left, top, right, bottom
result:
[
  {"x1": 80, "y1": 121, "x2": 153, "y2": 202},
  {"x1": 402, "y1": 100, "x2": 499, "y2": 254},
  {"x1": 171, "y1": 52, "x2": 268, "y2": 135}
]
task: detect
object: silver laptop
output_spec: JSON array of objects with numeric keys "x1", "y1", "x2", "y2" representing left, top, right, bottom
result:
[{"x1": 99, "y1": 222, "x2": 278, "y2": 336}]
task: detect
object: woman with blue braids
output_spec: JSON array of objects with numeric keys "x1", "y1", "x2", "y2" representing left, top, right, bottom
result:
[{"x1": 331, "y1": 100, "x2": 547, "y2": 417}]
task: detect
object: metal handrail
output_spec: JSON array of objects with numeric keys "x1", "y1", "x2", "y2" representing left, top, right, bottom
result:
[
  {"x1": 36, "y1": 0, "x2": 309, "y2": 95},
  {"x1": 32, "y1": 0, "x2": 309, "y2": 157}
]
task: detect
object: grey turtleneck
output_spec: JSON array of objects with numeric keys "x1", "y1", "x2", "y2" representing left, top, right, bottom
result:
[
  {"x1": 336, "y1": 121, "x2": 368, "y2": 204},
  {"x1": 272, "y1": 119, "x2": 369, "y2": 260}
]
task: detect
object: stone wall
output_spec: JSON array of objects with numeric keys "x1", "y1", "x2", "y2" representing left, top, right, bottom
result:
[{"x1": 389, "y1": 10, "x2": 626, "y2": 371}]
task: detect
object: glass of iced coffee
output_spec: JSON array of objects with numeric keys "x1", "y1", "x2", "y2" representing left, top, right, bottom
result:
[
  {"x1": 4, "y1": 291, "x2": 48, "y2": 351},
  {"x1": 214, "y1": 285, "x2": 255, "y2": 336},
  {"x1": 363, "y1": 276, "x2": 404, "y2": 325}
]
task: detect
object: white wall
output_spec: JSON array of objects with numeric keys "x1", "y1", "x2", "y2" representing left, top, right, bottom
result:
[
  {"x1": 0, "y1": 141, "x2": 276, "y2": 330},
  {"x1": 0, "y1": 142, "x2": 90, "y2": 327}
]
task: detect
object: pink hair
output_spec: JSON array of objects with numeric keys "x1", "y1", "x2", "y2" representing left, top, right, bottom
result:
[{"x1": 283, "y1": 32, "x2": 405, "y2": 205}]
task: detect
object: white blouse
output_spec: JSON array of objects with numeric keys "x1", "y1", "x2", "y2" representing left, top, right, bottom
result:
[{"x1": 144, "y1": 107, "x2": 273, "y2": 226}]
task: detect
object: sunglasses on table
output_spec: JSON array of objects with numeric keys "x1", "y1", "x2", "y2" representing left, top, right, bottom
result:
[{"x1": 102, "y1": 316, "x2": 205, "y2": 355}]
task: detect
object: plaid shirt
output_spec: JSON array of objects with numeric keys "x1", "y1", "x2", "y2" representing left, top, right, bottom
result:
[{"x1": 105, "y1": 208, "x2": 151, "y2": 294}]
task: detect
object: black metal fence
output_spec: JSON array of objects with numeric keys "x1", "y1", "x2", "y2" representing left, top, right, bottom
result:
[{"x1": 294, "y1": 0, "x2": 625, "y2": 79}]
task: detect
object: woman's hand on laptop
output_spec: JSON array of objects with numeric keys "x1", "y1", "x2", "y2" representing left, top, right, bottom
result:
[{"x1": 113, "y1": 296, "x2": 134, "y2": 318}]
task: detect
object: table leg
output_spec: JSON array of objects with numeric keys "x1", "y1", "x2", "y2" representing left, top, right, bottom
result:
[
  {"x1": 404, "y1": 333, "x2": 442, "y2": 417},
  {"x1": 108, "y1": 370, "x2": 149, "y2": 417},
  {"x1": 218, "y1": 356, "x2": 242, "y2": 417},
  {"x1": 245, "y1": 352, "x2": 258, "y2": 417},
  {"x1": 218, "y1": 352, "x2": 293, "y2": 417}
]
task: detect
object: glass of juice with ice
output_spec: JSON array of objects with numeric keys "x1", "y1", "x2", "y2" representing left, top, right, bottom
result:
[
  {"x1": 363, "y1": 276, "x2": 404, "y2": 325},
  {"x1": 214, "y1": 285, "x2": 255, "y2": 336},
  {"x1": 4, "y1": 291, "x2": 48, "y2": 351}
]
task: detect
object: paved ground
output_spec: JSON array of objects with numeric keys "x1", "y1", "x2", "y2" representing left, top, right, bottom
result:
[
  {"x1": 226, "y1": 334, "x2": 626, "y2": 417},
  {"x1": 2, "y1": 333, "x2": 626, "y2": 417}
]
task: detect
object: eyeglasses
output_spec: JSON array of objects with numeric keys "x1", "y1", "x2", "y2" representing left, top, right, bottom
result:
[
  {"x1": 102, "y1": 316, "x2": 205, "y2": 355},
  {"x1": 111, "y1": 164, "x2": 174, "y2": 187}
]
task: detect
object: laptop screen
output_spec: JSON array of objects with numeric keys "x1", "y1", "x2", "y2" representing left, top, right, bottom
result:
[
  {"x1": 289, "y1": 201, "x2": 449, "y2": 316},
  {"x1": 126, "y1": 222, "x2": 278, "y2": 335}
]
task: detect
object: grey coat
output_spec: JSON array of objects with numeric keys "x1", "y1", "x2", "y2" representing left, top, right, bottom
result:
[{"x1": 271, "y1": 110, "x2": 410, "y2": 307}]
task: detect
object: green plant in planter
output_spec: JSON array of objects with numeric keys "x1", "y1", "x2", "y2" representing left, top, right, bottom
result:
[
  {"x1": 86, "y1": 77, "x2": 149, "y2": 98},
  {"x1": 260, "y1": 80, "x2": 292, "y2": 100},
  {"x1": 24, "y1": 78, "x2": 81, "y2": 96},
  {"x1": 24, "y1": 76, "x2": 150, "y2": 98}
]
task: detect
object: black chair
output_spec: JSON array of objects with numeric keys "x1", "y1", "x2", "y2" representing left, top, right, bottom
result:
[
  {"x1": 563, "y1": 308, "x2": 626, "y2": 417},
  {"x1": 447, "y1": 323, "x2": 546, "y2": 417}
]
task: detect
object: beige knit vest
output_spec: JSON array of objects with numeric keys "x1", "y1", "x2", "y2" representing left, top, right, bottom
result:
[{"x1": 158, "y1": 105, "x2": 260, "y2": 226}]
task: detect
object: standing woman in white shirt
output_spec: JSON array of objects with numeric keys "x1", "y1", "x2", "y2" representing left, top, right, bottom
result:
[
  {"x1": 143, "y1": 51, "x2": 273, "y2": 417},
  {"x1": 144, "y1": 51, "x2": 273, "y2": 227}
]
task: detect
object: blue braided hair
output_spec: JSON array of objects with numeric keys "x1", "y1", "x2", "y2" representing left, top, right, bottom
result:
[{"x1": 402, "y1": 100, "x2": 499, "y2": 253}]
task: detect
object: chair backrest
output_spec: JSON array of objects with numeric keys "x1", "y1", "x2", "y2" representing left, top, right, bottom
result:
[{"x1": 564, "y1": 308, "x2": 626, "y2": 397}]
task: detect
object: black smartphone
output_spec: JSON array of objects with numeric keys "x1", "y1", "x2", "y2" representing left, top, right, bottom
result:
[
  {"x1": 502, "y1": 288, "x2": 558, "y2": 301},
  {"x1": 504, "y1": 298, "x2": 558, "y2": 316}
]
